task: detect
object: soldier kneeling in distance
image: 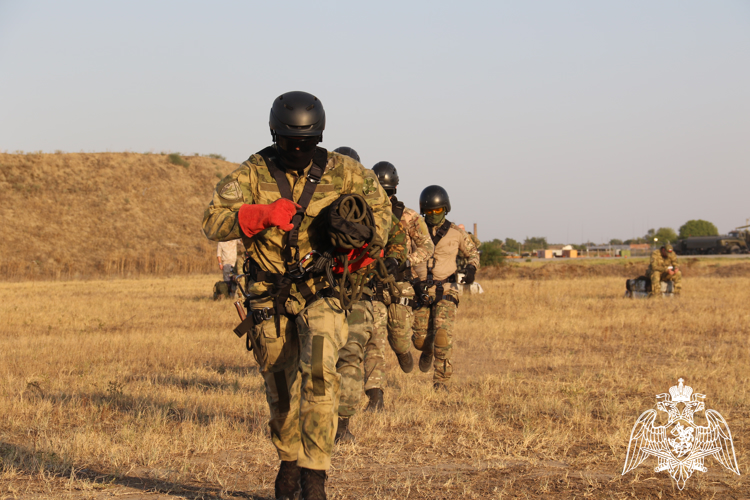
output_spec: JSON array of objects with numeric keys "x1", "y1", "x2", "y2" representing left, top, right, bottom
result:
[{"x1": 646, "y1": 243, "x2": 682, "y2": 297}]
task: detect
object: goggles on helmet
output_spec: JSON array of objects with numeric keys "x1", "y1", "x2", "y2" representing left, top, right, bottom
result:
[
  {"x1": 424, "y1": 207, "x2": 445, "y2": 215},
  {"x1": 276, "y1": 135, "x2": 320, "y2": 153}
]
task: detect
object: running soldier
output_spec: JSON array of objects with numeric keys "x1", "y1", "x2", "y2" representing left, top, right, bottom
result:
[
  {"x1": 332, "y1": 148, "x2": 407, "y2": 444},
  {"x1": 411, "y1": 185, "x2": 479, "y2": 391},
  {"x1": 202, "y1": 93, "x2": 391, "y2": 500},
  {"x1": 371, "y1": 162, "x2": 434, "y2": 374}
]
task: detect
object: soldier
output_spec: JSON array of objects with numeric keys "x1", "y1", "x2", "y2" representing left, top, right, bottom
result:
[
  {"x1": 202, "y1": 92, "x2": 391, "y2": 500},
  {"x1": 646, "y1": 243, "x2": 682, "y2": 296},
  {"x1": 333, "y1": 148, "x2": 407, "y2": 444},
  {"x1": 412, "y1": 185, "x2": 479, "y2": 391},
  {"x1": 371, "y1": 162, "x2": 435, "y2": 378}
]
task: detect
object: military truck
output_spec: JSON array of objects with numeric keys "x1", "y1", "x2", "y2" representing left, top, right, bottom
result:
[{"x1": 673, "y1": 234, "x2": 749, "y2": 255}]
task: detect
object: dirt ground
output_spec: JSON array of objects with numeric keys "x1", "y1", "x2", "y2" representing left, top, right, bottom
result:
[{"x1": 1, "y1": 274, "x2": 749, "y2": 499}]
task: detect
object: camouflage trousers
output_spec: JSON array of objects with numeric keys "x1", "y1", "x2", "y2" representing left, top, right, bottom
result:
[
  {"x1": 337, "y1": 299, "x2": 387, "y2": 417},
  {"x1": 650, "y1": 269, "x2": 682, "y2": 295},
  {"x1": 248, "y1": 297, "x2": 348, "y2": 470},
  {"x1": 411, "y1": 285, "x2": 458, "y2": 384},
  {"x1": 387, "y1": 282, "x2": 415, "y2": 355}
]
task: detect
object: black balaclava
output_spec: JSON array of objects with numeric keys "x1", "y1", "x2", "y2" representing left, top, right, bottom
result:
[{"x1": 275, "y1": 135, "x2": 321, "y2": 173}]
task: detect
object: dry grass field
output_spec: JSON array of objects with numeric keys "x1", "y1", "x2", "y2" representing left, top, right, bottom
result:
[{"x1": 2, "y1": 271, "x2": 750, "y2": 499}]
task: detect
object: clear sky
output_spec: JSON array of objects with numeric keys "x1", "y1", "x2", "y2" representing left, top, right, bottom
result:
[{"x1": 2, "y1": 1, "x2": 749, "y2": 243}]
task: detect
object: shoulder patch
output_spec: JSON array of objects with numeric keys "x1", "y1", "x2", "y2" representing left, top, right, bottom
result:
[
  {"x1": 362, "y1": 177, "x2": 377, "y2": 196},
  {"x1": 219, "y1": 180, "x2": 242, "y2": 201}
]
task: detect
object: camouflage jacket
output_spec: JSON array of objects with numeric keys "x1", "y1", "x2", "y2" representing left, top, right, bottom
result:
[
  {"x1": 457, "y1": 232, "x2": 481, "y2": 270},
  {"x1": 400, "y1": 206, "x2": 434, "y2": 266},
  {"x1": 413, "y1": 222, "x2": 480, "y2": 283},
  {"x1": 203, "y1": 149, "x2": 392, "y2": 297},
  {"x1": 646, "y1": 249, "x2": 679, "y2": 274},
  {"x1": 384, "y1": 214, "x2": 408, "y2": 265}
]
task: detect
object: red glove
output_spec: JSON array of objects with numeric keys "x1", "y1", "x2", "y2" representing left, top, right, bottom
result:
[
  {"x1": 238, "y1": 199, "x2": 300, "y2": 238},
  {"x1": 331, "y1": 243, "x2": 382, "y2": 274}
]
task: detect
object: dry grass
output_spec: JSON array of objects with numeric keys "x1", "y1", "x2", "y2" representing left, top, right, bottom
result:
[
  {"x1": 1, "y1": 274, "x2": 749, "y2": 499},
  {"x1": 0, "y1": 152, "x2": 238, "y2": 281}
]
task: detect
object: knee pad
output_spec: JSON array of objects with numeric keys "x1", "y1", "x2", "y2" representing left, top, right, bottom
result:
[
  {"x1": 412, "y1": 332, "x2": 426, "y2": 350},
  {"x1": 434, "y1": 328, "x2": 449, "y2": 349}
]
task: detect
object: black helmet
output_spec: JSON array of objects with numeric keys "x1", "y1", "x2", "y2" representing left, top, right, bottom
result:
[
  {"x1": 419, "y1": 185, "x2": 451, "y2": 214},
  {"x1": 334, "y1": 146, "x2": 360, "y2": 162},
  {"x1": 269, "y1": 91, "x2": 325, "y2": 140},
  {"x1": 372, "y1": 161, "x2": 399, "y2": 189}
]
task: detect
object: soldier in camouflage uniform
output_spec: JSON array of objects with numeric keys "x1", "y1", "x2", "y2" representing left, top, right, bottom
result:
[
  {"x1": 412, "y1": 185, "x2": 479, "y2": 391},
  {"x1": 371, "y1": 162, "x2": 435, "y2": 373},
  {"x1": 332, "y1": 149, "x2": 408, "y2": 443},
  {"x1": 646, "y1": 243, "x2": 682, "y2": 296},
  {"x1": 202, "y1": 94, "x2": 391, "y2": 500}
]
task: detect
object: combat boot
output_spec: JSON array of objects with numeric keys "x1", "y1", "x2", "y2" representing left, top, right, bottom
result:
[
  {"x1": 300, "y1": 467, "x2": 327, "y2": 500},
  {"x1": 364, "y1": 388, "x2": 384, "y2": 412},
  {"x1": 419, "y1": 350, "x2": 434, "y2": 372},
  {"x1": 396, "y1": 351, "x2": 414, "y2": 373},
  {"x1": 433, "y1": 382, "x2": 449, "y2": 392},
  {"x1": 274, "y1": 460, "x2": 301, "y2": 500},
  {"x1": 334, "y1": 417, "x2": 355, "y2": 444}
]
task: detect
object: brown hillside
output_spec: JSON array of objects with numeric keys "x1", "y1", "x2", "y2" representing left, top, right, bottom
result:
[{"x1": 0, "y1": 152, "x2": 239, "y2": 280}]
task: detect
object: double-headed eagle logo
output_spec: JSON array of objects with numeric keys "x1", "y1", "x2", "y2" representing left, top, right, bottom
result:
[{"x1": 622, "y1": 379, "x2": 740, "y2": 489}]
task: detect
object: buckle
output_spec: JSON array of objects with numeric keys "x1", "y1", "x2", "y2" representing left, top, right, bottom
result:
[
  {"x1": 252, "y1": 307, "x2": 272, "y2": 322},
  {"x1": 288, "y1": 251, "x2": 318, "y2": 279}
]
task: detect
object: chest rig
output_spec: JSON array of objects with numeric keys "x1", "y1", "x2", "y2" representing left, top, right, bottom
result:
[
  {"x1": 410, "y1": 220, "x2": 459, "y2": 309},
  {"x1": 233, "y1": 147, "x2": 332, "y2": 347}
]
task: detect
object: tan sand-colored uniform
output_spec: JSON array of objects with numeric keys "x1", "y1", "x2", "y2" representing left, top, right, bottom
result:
[{"x1": 412, "y1": 222, "x2": 479, "y2": 383}]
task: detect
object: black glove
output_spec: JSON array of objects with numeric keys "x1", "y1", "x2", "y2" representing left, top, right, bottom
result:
[
  {"x1": 462, "y1": 265, "x2": 476, "y2": 284},
  {"x1": 384, "y1": 257, "x2": 399, "y2": 276}
]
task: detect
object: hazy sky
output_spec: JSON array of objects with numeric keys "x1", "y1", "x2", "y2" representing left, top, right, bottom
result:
[{"x1": 2, "y1": 1, "x2": 749, "y2": 243}]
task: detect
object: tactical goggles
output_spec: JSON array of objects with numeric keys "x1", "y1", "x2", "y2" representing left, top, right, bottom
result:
[
  {"x1": 384, "y1": 187, "x2": 396, "y2": 197},
  {"x1": 276, "y1": 135, "x2": 320, "y2": 153},
  {"x1": 424, "y1": 207, "x2": 445, "y2": 215}
]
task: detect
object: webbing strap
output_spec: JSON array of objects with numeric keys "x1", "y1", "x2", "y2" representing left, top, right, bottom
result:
[
  {"x1": 311, "y1": 336, "x2": 326, "y2": 396},
  {"x1": 430, "y1": 219, "x2": 452, "y2": 247},
  {"x1": 257, "y1": 146, "x2": 327, "y2": 261},
  {"x1": 390, "y1": 196, "x2": 405, "y2": 220},
  {"x1": 273, "y1": 370, "x2": 291, "y2": 413}
]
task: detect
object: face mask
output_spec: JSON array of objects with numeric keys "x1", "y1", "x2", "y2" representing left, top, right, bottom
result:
[
  {"x1": 425, "y1": 212, "x2": 446, "y2": 226},
  {"x1": 276, "y1": 135, "x2": 320, "y2": 172}
]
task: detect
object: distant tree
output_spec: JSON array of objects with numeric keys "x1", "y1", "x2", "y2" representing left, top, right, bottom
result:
[
  {"x1": 480, "y1": 240, "x2": 505, "y2": 267},
  {"x1": 504, "y1": 238, "x2": 520, "y2": 253},
  {"x1": 679, "y1": 219, "x2": 719, "y2": 239},
  {"x1": 524, "y1": 236, "x2": 548, "y2": 250},
  {"x1": 647, "y1": 227, "x2": 677, "y2": 244},
  {"x1": 624, "y1": 237, "x2": 646, "y2": 245},
  {"x1": 609, "y1": 238, "x2": 623, "y2": 246},
  {"x1": 645, "y1": 228, "x2": 655, "y2": 238}
]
